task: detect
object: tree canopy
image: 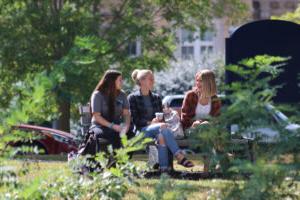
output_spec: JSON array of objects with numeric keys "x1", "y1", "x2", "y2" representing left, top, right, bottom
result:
[{"x1": 0, "y1": 0, "x2": 248, "y2": 131}]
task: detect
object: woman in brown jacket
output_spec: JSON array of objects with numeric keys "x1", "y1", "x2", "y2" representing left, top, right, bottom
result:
[{"x1": 181, "y1": 69, "x2": 221, "y2": 172}]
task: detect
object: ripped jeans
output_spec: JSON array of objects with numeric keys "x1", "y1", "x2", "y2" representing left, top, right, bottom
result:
[{"x1": 141, "y1": 124, "x2": 181, "y2": 169}]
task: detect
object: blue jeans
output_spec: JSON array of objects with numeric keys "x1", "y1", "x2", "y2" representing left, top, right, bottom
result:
[{"x1": 141, "y1": 124, "x2": 181, "y2": 169}]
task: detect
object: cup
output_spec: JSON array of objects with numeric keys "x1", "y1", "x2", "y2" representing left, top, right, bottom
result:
[{"x1": 155, "y1": 112, "x2": 164, "y2": 121}]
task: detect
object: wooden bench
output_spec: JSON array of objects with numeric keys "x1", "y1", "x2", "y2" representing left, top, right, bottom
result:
[
  {"x1": 78, "y1": 104, "x2": 110, "y2": 152},
  {"x1": 78, "y1": 105, "x2": 254, "y2": 170},
  {"x1": 78, "y1": 104, "x2": 190, "y2": 168}
]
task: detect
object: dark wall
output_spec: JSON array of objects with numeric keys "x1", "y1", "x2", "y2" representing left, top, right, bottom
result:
[{"x1": 226, "y1": 20, "x2": 300, "y2": 103}]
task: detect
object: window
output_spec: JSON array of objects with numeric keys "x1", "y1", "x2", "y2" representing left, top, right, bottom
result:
[
  {"x1": 181, "y1": 29, "x2": 194, "y2": 43},
  {"x1": 126, "y1": 39, "x2": 142, "y2": 57},
  {"x1": 200, "y1": 46, "x2": 213, "y2": 54},
  {"x1": 127, "y1": 41, "x2": 137, "y2": 56},
  {"x1": 181, "y1": 46, "x2": 194, "y2": 59},
  {"x1": 201, "y1": 30, "x2": 214, "y2": 41},
  {"x1": 52, "y1": 134, "x2": 69, "y2": 144}
]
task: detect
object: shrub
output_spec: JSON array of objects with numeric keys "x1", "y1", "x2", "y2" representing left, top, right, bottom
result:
[{"x1": 189, "y1": 55, "x2": 300, "y2": 199}]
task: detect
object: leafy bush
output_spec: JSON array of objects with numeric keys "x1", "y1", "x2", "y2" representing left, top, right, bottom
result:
[
  {"x1": 221, "y1": 160, "x2": 300, "y2": 200},
  {"x1": 0, "y1": 72, "x2": 57, "y2": 189},
  {"x1": 188, "y1": 55, "x2": 300, "y2": 199},
  {"x1": 1, "y1": 133, "x2": 152, "y2": 200},
  {"x1": 188, "y1": 55, "x2": 289, "y2": 172}
]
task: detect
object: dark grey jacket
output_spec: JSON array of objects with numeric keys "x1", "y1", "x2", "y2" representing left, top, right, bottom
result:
[{"x1": 127, "y1": 90, "x2": 163, "y2": 130}]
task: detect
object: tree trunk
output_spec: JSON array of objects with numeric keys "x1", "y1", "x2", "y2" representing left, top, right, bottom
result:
[{"x1": 57, "y1": 99, "x2": 70, "y2": 132}]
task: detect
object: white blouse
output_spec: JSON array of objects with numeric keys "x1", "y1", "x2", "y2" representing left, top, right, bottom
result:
[{"x1": 194, "y1": 100, "x2": 211, "y2": 120}]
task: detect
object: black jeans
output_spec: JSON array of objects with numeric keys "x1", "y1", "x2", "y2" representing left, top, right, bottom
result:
[{"x1": 90, "y1": 125, "x2": 135, "y2": 149}]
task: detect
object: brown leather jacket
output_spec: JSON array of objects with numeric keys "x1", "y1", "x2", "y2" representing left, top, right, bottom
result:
[{"x1": 181, "y1": 90, "x2": 221, "y2": 130}]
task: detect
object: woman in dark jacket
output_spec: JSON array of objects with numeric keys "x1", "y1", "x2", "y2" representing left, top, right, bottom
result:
[{"x1": 128, "y1": 69, "x2": 194, "y2": 171}]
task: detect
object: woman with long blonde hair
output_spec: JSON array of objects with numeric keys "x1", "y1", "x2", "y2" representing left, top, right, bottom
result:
[{"x1": 181, "y1": 69, "x2": 221, "y2": 172}]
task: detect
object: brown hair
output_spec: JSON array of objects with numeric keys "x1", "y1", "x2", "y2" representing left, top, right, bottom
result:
[
  {"x1": 195, "y1": 69, "x2": 217, "y2": 98},
  {"x1": 94, "y1": 70, "x2": 122, "y2": 121}
]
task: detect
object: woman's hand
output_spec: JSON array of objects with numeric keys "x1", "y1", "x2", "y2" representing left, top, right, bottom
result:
[
  {"x1": 112, "y1": 124, "x2": 122, "y2": 133},
  {"x1": 121, "y1": 125, "x2": 130, "y2": 135},
  {"x1": 192, "y1": 120, "x2": 202, "y2": 128},
  {"x1": 149, "y1": 118, "x2": 167, "y2": 128},
  {"x1": 160, "y1": 123, "x2": 168, "y2": 129},
  {"x1": 192, "y1": 120, "x2": 209, "y2": 128},
  {"x1": 151, "y1": 117, "x2": 160, "y2": 124}
]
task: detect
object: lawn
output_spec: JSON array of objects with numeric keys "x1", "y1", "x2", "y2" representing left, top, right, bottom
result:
[{"x1": 2, "y1": 153, "x2": 234, "y2": 200}]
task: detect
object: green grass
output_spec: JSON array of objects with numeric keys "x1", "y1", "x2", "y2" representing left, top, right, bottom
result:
[
  {"x1": 126, "y1": 154, "x2": 233, "y2": 199},
  {"x1": 1, "y1": 153, "x2": 232, "y2": 199},
  {"x1": 125, "y1": 178, "x2": 232, "y2": 200}
]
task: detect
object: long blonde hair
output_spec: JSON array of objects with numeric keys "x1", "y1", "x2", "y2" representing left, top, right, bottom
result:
[
  {"x1": 195, "y1": 69, "x2": 217, "y2": 98},
  {"x1": 131, "y1": 69, "x2": 152, "y2": 85}
]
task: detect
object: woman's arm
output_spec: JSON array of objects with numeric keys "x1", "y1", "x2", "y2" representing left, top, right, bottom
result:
[
  {"x1": 93, "y1": 112, "x2": 121, "y2": 132},
  {"x1": 122, "y1": 108, "x2": 131, "y2": 132},
  {"x1": 181, "y1": 92, "x2": 197, "y2": 129}
]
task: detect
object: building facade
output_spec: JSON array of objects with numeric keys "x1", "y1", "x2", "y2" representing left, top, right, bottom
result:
[
  {"x1": 173, "y1": 19, "x2": 227, "y2": 62},
  {"x1": 171, "y1": 0, "x2": 299, "y2": 62},
  {"x1": 252, "y1": 0, "x2": 298, "y2": 20}
]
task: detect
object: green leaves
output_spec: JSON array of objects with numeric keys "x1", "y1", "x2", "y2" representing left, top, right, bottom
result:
[
  {"x1": 33, "y1": 134, "x2": 150, "y2": 199},
  {"x1": 0, "y1": 131, "x2": 151, "y2": 199},
  {"x1": 223, "y1": 160, "x2": 298, "y2": 200},
  {"x1": 0, "y1": 0, "x2": 248, "y2": 131},
  {"x1": 272, "y1": 4, "x2": 300, "y2": 24},
  {"x1": 227, "y1": 55, "x2": 287, "y2": 81},
  {"x1": 207, "y1": 55, "x2": 300, "y2": 199},
  {"x1": 0, "y1": 71, "x2": 57, "y2": 164}
]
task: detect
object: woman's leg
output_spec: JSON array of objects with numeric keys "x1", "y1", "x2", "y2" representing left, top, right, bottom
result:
[
  {"x1": 141, "y1": 124, "x2": 169, "y2": 169},
  {"x1": 92, "y1": 126, "x2": 121, "y2": 149},
  {"x1": 157, "y1": 134, "x2": 169, "y2": 170},
  {"x1": 141, "y1": 124, "x2": 161, "y2": 138},
  {"x1": 159, "y1": 127, "x2": 181, "y2": 156},
  {"x1": 160, "y1": 127, "x2": 194, "y2": 167}
]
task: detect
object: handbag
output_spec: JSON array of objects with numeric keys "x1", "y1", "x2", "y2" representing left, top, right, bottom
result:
[{"x1": 164, "y1": 109, "x2": 185, "y2": 139}]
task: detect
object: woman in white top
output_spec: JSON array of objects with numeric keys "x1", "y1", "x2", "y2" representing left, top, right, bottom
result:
[
  {"x1": 181, "y1": 69, "x2": 221, "y2": 172},
  {"x1": 181, "y1": 69, "x2": 221, "y2": 129}
]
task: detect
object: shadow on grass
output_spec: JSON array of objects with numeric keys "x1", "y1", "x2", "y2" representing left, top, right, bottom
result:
[
  {"x1": 143, "y1": 170, "x2": 224, "y2": 180},
  {"x1": 14, "y1": 154, "x2": 68, "y2": 161}
]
